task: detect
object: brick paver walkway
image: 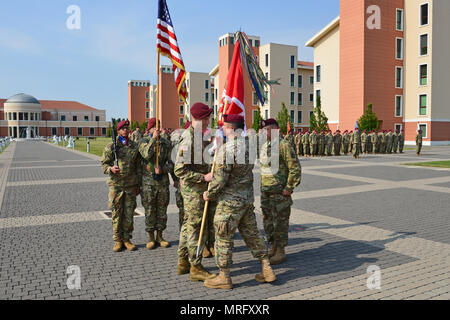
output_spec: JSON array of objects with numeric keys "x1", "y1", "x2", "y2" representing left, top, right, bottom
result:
[{"x1": 0, "y1": 141, "x2": 449, "y2": 300}]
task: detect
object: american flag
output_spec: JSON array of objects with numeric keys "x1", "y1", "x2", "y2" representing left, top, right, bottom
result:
[{"x1": 157, "y1": 0, "x2": 188, "y2": 102}]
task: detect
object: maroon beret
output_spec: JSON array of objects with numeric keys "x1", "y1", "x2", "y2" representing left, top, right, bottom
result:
[
  {"x1": 147, "y1": 118, "x2": 160, "y2": 130},
  {"x1": 191, "y1": 102, "x2": 213, "y2": 120},
  {"x1": 117, "y1": 120, "x2": 130, "y2": 131},
  {"x1": 224, "y1": 114, "x2": 244, "y2": 124},
  {"x1": 260, "y1": 118, "x2": 279, "y2": 129},
  {"x1": 184, "y1": 121, "x2": 191, "y2": 130}
]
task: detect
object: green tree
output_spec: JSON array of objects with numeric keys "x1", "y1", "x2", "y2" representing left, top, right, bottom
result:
[
  {"x1": 211, "y1": 116, "x2": 219, "y2": 129},
  {"x1": 140, "y1": 120, "x2": 147, "y2": 132},
  {"x1": 276, "y1": 103, "x2": 291, "y2": 135},
  {"x1": 309, "y1": 96, "x2": 329, "y2": 132},
  {"x1": 130, "y1": 121, "x2": 137, "y2": 131},
  {"x1": 251, "y1": 107, "x2": 263, "y2": 132},
  {"x1": 357, "y1": 103, "x2": 380, "y2": 131},
  {"x1": 106, "y1": 123, "x2": 112, "y2": 137}
]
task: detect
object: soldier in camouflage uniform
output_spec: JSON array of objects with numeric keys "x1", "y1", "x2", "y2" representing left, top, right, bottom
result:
[
  {"x1": 318, "y1": 131, "x2": 325, "y2": 156},
  {"x1": 398, "y1": 130, "x2": 405, "y2": 153},
  {"x1": 309, "y1": 130, "x2": 317, "y2": 157},
  {"x1": 139, "y1": 118, "x2": 176, "y2": 250},
  {"x1": 386, "y1": 130, "x2": 393, "y2": 154},
  {"x1": 101, "y1": 120, "x2": 141, "y2": 252},
  {"x1": 174, "y1": 103, "x2": 217, "y2": 282},
  {"x1": 416, "y1": 129, "x2": 423, "y2": 155},
  {"x1": 392, "y1": 130, "x2": 399, "y2": 153},
  {"x1": 260, "y1": 119, "x2": 302, "y2": 265},
  {"x1": 333, "y1": 130, "x2": 342, "y2": 156},
  {"x1": 351, "y1": 128, "x2": 361, "y2": 159},
  {"x1": 380, "y1": 130, "x2": 387, "y2": 154},
  {"x1": 349, "y1": 130, "x2": 354, "y2": 153},
  {"x1": 326, "y1": 130, "x2": 333, "y2": 156},
  {"x1": 284, "y1": 131, "x2": 295, "y2": 150},
  {"x1": 203, "y1": 115, "x2": 276, "y2": 289},
  {"x1": 361, "y1": 130, "x2": 367, "y2": 155},
  {"x1": 295, "y1": 131, "x2": 303, "y2": 157},
  {"x1": 303, "y1": 130, "x2": 310, "y2": 157},
  {"x1": 129, "y1": 127, "x2": 142, "y2": 143},
  {"x1": 342, "y1": 130, "x2": 349, "y2": 155}
]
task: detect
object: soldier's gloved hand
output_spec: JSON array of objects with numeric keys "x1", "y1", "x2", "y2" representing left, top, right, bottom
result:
[
  {"x1": 282, "y1": 189, "x2": 292, "y2": 197},
  {"x1": 203, "y1": 191, "x2": 210, "y2": 202},
  {"x1": 204, "y1": 172, "x2": 214, "y2": 182},
  {"x1": 110, "y1": 166, "x2": 120, "y2": 174}
]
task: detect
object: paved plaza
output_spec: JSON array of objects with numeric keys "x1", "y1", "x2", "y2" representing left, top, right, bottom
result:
[{"x1": 0, "y1": 141, "x2": 449, "y2": 300}]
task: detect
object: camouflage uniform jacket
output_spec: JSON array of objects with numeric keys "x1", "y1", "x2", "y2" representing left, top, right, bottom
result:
[
  {"x1": 206, "y1": 137, "x2": 254, "y2": 203},
  {"x1": 361, "y1": 132, "x2": 367, "y2": 143},
  {"x1": 302, "y1": 133, "x2": 310, "y2": 145},
  {"x1": 139, "y1": 135, "x2": 177, "y2": 187},
  {"x1": 325, "y1": 133, "x2": 333, "y2": 145},
  {"x1": 260, "y1": 136, "x2": 302, "y2": 194},
  {"x1": 333, "y1": 133, "x2": 342, "y2": 145},
  {"x1": 101, "y1": 137, "x2": 142, "y2": 187},
  {"x1": 399, "y1": 133, "x2": 405, "y2": 143},
  {"x1": 309, "y1": 132, "x2": 317, "y2": 144},
  {"x1": 386, "y1": 132, "x2": 393, "y2": 144},
  {"x1": 174, "y1": 126, "x2": 212, "y2": 195},
  {"x1": 342, "y1": 133, "x2": 350, "y2": 144},
  {"x1": 352, "y1": 131, "x2": 361, "y2": 144},
  {"x1": 294, "y1": 134, "x2": 303, "y2": 147},
  {"x1": 393, "y1": 132, "x2": 399, "y2": 144},
  {"x1": 416, "y1": 133, "x2": 423, "y2": 144}
]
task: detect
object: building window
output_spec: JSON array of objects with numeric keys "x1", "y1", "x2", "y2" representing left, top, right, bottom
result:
[
  {"x1": 249, "y1": 39, "x2": 252, "y2": 46},
  {"x1": 179, "y1": 105, "x2": 184, "y2": 115},
  {"x1": 298, "y1": 111, "x2": 302, "y2": 124},
  {"x1": 290, "y1": 55, "x2": 295, "y2": 69},
  {"x1": 420, "y1": 3, "x2": 429, "y2": 26},
  {"x1": 265, "y1": 54, "x2": 269, "y2": 67},
  {"x1": 265, "y1": 110, "x2": 268, "y2": 119},
  {"x1": 65, "y1": 127, "x2": 70, "y2": 136},
  {"x1": 396, "y1": 38, "x2": 403, "y2": 59},
  {"x1": 146, "y1": 92, "x2": 149, "y2": 99},
  {"x1": 290, "y1": 74, "x2": 295, "y2": 87},
  {"x1": 419, "y1": 124, "x2": 427, "y2": 138},
  {"x1": 255, "y1": 40, "x2": 260, "y2": 47},
  {"x1": 309, "y1": 111, "x2": 314, "y2": 119},
  {"x1": 290, "y1": 92, "x2": 295, "y2": 105},
  {"x1": 61, "y1": 115, "x2": 66, "y2": 121},
  {"x1": 396, "y1": 67, "x2": 403, "y2": 88},
  {"x1": 145, "y1": 111, "x2": 149, "y2": 119},
  {"x1": 298, "y1": 75, "x2": 303, "y2": 88},
  {"x1": 298, "y1": 93, "x2": 303, "y2": 106},
  {"x1": 309, "y1": 94, "x2": 314, "y2": 102},
  {"x1": 102, "y1": 128, "x2": 107, "y2": 135},
  {"x1": 205, "y1": 92, "x2": 209, "y2": 102},
  {"x1": 420, "y1": 34, "x2": 428, "y2": 56},
  {"x1": 310, "y1": 76, "x2": 314, "y2": 84},
  {"x1": 252, "y1": 110, "x2": 257, "y2": 122},
  {"x1": 316, "y1": 90, "x2": 321, "y2": 99},
  {"x1": 253, "y1": 92, "x2": 258, "y2": 106},
  {"x1": 52, "y1": 127, "x2": 57, "y2": 136},
  {"x1": 205, "y1": 80, "x2": 209, "y2": 89},
  {"x1": 8, "y1": 112, "x2": 11, "y2": 120},
  {"x1": 419, "y1": 64, "x2": 428, "y2": 85},
  {"x1": 146, "y1": 101, "x2": 149, "y2": 109},
  {"x1": 186, "y1": 79, "x2": 189, "y2": 88},
  {"x1": 230, "y1": 36, "x2": 234, "y2": 45},
  {"x1": 30, "y1": 113, "x2": 34, "y2": 121},
  {"x1": 396, "y1": 9, "x2": 404, "y2": 31},
  {"x1": 419, "y1": 94, "x2": 427, "y2": 115},
  {"x1": 290, "y1": 110, "x2": 295, "y2": 123},
  {"x1": 90, "y1": 128, "x2": 95, "y2": 136},
  {"x1": 316, "y1": 65, "x2": 321, "y2": 82},
  {"x1": 84, "y1": 116, "x2": 89, "y2": 121},
  {"x1": 72, "y1": 116, "x2": 77, "y2": 121},
  {"x1": 78, "y1": 128, "x2": 82, "y2": 136},
  {"x1": 395, "y1": 124, "x2": 402, "y2": 133},
  {"x1": 95, "y1": 116, "x2": 100, "y2": 121},
  {"x1": 395, "y1": 96, "x2": 403, "y2": 117},
  {"x1": 179, "y1": 118, "x2": 184, "y2": 127}
]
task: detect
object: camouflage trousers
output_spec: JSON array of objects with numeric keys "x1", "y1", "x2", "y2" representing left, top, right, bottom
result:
[
  {"x1": 177, "y1": 192, "x2": 217, "y2": 265},
  {"x1": 175, "y1": 188, "x2": 185, "y2": 231},
  {"x1": 108, "y1": 185, "x2": 137, "y2": 242},
  {"x1": 343, "y1": 143, "x2": 349, "y2": 155},
  {"x1": 386, "y1": 143, "x2": 393, "y2": 154},
  {"x1": 297, "y1": 144, "x2": 303, "y2": 157},
  {"x1": 417, "y1": 143, "x2": 422, "y2": 155},
  {"x1": 399, "y1": 142, "x2": 404, "y2": 153},
  {"x1": 141, "y1": 184, "x2": 170, "y2": 232},
  {"x1": 334, "y1": 144, "x2": 341, "y2": 155},
  {"x1": 304, "y1": 144, "x2": 310, "y2": 156},
  {"x1": 214, "y1": 199, "x2": 267, "y2": 269},
  {"x1": 362, "y1": 142, "x2": 367, "y2": 153},
  {"x1": 393, "y1": 142, "x2": 398, "y2": 153},
  {"x1": 352, "y1": 143, "x2": 360, "y2": 157},
  {"x1": 326, "y1": 144, "x2": 332, "y2": 156},
  {"x1": 261, "y1": 192, "x2": 293, "y2": 248}
]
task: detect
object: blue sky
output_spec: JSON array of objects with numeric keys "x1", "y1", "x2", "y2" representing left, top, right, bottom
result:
[{"x1": 0, "y1": 0, "x2": 339, "y2": 119}]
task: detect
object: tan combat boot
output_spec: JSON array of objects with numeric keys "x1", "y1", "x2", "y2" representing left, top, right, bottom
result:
[
  {"x1": 190, "y1": 264, "x2": 216, "y2": 282},
  {"x1": 209, "y1": 246, "x2": 215, "y2": 257},
  {"x1": 268, "y1": 243, "x2": 276, "y2": 258},
  {"x1": 204, "y1": 268, "x2": 232, "y2": 290},
  {"x1": 269, "y1": 246, "x2": 286, "y2": 265},
  {"x1": 255, "y1": 259, "x2": 277, "y2": 283},
  {"x1": 177, "y1": 257, "x2": 190, "y2": 275},
  {"x1": 202, "y1": 246, "x2": 211, "y2": 258},
  {"x1": 156, "y1": 230, "x2": 170, "y2": 248},
  {"x1": 113, "y1": 241, "x2": 123, "y2": 252},
  {"x1": 123, "y1": 240, "x2": 137, "y2": 251},
  {"x1": 146, "y1": 231, "x2": 156, "y2": 250}
]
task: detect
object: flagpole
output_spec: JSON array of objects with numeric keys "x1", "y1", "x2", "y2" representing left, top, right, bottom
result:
[{"x1": 156, "y1": 50, "x2": 160, "y2": 168}]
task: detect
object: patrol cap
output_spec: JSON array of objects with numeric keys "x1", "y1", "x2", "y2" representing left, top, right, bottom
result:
[
  {"x1": 117, "y1": 120, "x2": 130, "y2": 131},
  {"x1": 260, "y1": 118, "x2": 279, "y2": 129},
  {"x1": 224, "y1": 114, "x2": 245, "y2": 124},
  {"x1": 190, "y1": 102, "x2": 213, "y2": 120}
]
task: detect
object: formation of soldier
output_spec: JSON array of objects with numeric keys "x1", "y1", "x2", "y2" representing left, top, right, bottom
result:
[
  {"x1": 101, "y1": 102, "x2": 302, "y2": 290},
  {"x1": 289, "y1": 128, "x2": 408, "y2": 159}
]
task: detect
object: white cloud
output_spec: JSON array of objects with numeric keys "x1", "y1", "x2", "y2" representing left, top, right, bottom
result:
[{"x1": 0, "y1": 28, "x2": 42, "y2": 54}]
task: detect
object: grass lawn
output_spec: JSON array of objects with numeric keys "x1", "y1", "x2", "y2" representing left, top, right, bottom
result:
[
  {"x1": 53, "y1": 137, "x2": 111, "y2": 157},
  {"x1": 404, "y1": 160, "x2": 450, "y2": 168}
]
